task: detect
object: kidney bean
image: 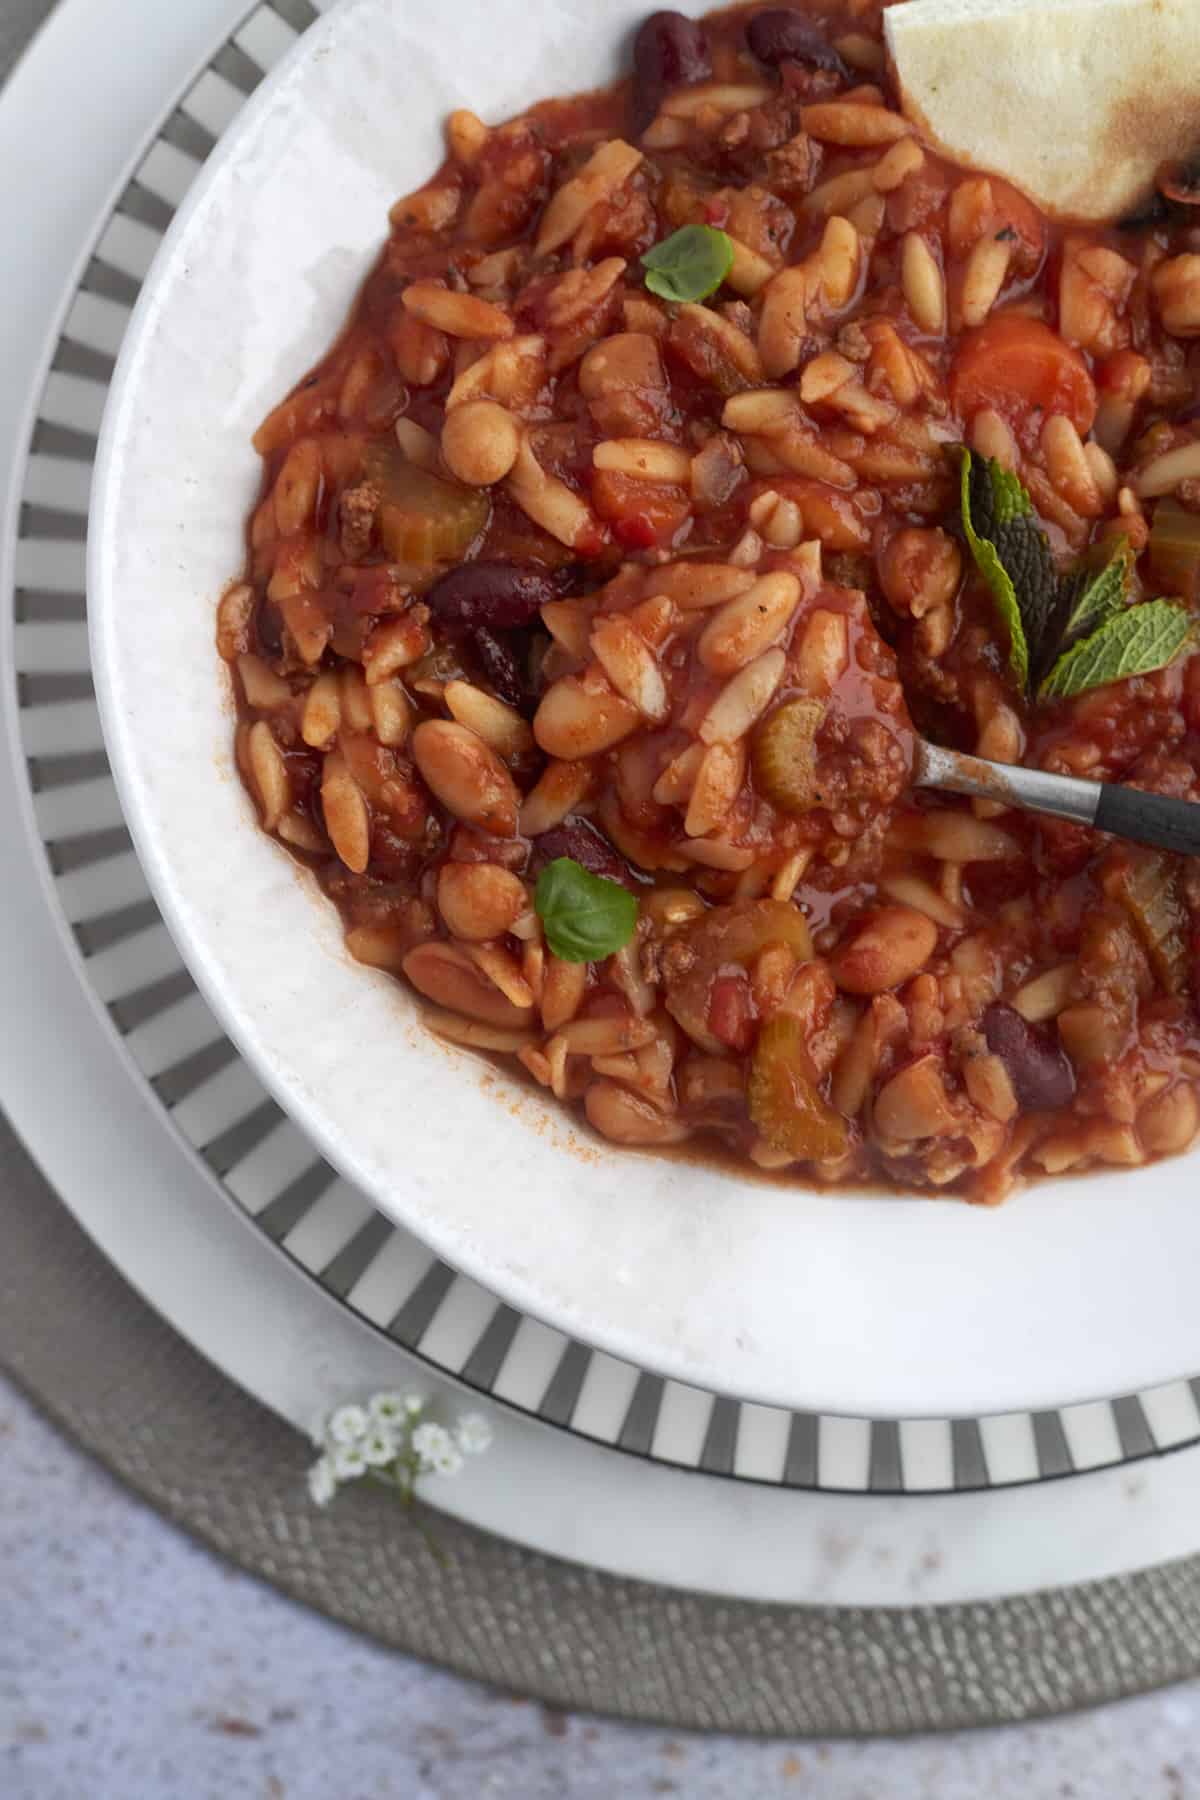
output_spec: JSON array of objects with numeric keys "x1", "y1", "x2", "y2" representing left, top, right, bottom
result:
[
  {"x1": 982, "y1": 1003, "x2": 1076, "y2": 1112},
  {"x1": 426, "y1": 562, "x2": 560, "y2": 632},
  {"x1": 631, "y1": 11, "x2": 712, "y2": 134},
  {"x1": 745, "y1": 9, "x2": 850, "y2": 79},
  {"x1": 472, "y1": 627, "x2": 528, "y2": 712},
  {"x1": 533, "y1": 818, "x2": 631, "y2": 886},
  {"x1": 255, "y1": 598, "x2": 284, "y2": 658}
]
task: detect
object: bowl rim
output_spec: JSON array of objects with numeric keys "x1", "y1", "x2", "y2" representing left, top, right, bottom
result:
[{"x1": 88, "y1": 0, "x2": 1200, "y2": 1421}]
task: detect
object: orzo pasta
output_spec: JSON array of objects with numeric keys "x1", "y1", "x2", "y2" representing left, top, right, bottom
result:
[{"x1": 223, "y1": 1, "x2": 1200, "y2": 1203}]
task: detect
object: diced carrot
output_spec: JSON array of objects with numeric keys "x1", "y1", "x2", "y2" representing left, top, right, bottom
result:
[
  {"x1": 592, "y1": 470, "x2": 692, "y2": 549},
  {"x1": 950, "y1": 314, "x2": 1096, "y2": 437}
]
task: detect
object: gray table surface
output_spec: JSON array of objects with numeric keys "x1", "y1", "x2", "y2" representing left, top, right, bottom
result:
[
  {"x1": 6, "y1": 1, "x2": 1200, "y2": 1792},
  {"x1": 5, "y1": 1370, "x2": 1200, "y2": 1800}
]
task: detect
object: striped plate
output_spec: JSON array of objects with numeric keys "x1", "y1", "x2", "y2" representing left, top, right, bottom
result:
[{"x1": 12, "y1": 0, "x2": 1200, "y2": 1498}]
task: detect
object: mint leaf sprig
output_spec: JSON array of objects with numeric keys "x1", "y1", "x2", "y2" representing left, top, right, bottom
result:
[
  {"x1": 1040, "y1": 598, "x2": 1195, "y2": 700},
  {"x1": 957, "y1": 449, "x2": 1194, "y2": 702}
]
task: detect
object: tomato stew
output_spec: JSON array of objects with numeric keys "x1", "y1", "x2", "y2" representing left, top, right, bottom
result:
[{"x1": 221, "y1": 1, "x2": 1200, "y2": 1202}]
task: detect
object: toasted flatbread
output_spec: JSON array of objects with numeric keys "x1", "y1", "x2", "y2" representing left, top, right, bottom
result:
[{"x1": 886, "y1": 0, "x2": 1199, "y2": 221}]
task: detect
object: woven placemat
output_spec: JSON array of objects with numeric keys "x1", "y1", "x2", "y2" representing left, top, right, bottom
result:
[{"x1": 5, "y1": 1108, "x2": 1200, "y2": 1736}]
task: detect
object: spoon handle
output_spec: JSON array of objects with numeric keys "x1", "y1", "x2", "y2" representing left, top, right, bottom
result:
[{"x1": 913, "y1": 740, "x2": 1200, "y2": 859}]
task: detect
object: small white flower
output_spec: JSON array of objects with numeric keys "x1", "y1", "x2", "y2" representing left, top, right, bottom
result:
[
  {"x1": 404, "y1": 1393, "x2": 425, "y2": 1417},
  {"x1": 368, "y1": 1392, "x2": 410, "y2": 1429},
  {"x1": 327, "y1": 1404, "x2": 370, "y2": 1446},
  {"x1": 411, "y1": 1421, "x2": 453, "y2": 1471},
  {"x1": 332, "y1": 1442, "x2": 368, "y2": 1481},
  {"x1": 430, "y1": 1442, "x2": 464, "y2": 1477},
  {"x1": 455, "y1": 1413, "x2": 493, "y2": 1456},
  {"x1": 360, "y1": 1427, "x2": 398, "y2": 1469},
  {"x1": 307, "y1": 1456, "x2": 337, "y2": 1508}
]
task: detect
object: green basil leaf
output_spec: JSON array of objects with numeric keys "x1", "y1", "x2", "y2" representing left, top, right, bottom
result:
[
  {"x1": 1039, "y1": 599, "x2": 1194, "y2": 701},
  {"x1": 642, "y1": 225, "x2": 735, "y2": 304},
  {"x1": 1058, "y1": 536, "x2": 1134, "y2": 645},
  {"x1": 960, "y1": 449, "x2": 1031, "y2": 691},
  {"x1": 534, "y1": 857, "x2": 638, "y2": 964}
]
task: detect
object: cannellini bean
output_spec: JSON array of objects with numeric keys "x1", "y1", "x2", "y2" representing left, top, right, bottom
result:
[
  {"x1": 585, "y1": 1079, "x2": 690, "y2": 1145},
  {"x1": 831, "y1": 907, "x2": 939, "y2": 996},
  {"x1": 441, "y1": 400, "x2": 521, "y2": 486},
  {"x1": 444, "y1": 680, "x2": 534, "y2": 758},
  {"x1": 403, "y1": 941, "x2": 532, "y2": 1028},
  {"x1": 698, "y1": 572, "x2": 801, "y2": 675},
  {"x1": 534, "y1": 672, "x2": 640, "y2": 759},
  {"x1": 411, "y1": 720, "x2": 519, "y2": 836},
  {"x1": 437, "y1": 863, "x2": 527, "y2": 941}
]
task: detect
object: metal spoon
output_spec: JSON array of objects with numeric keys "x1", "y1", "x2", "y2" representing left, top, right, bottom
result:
[{"x1": 914, "y1": 740, "x2": 1200, "y2": 858}]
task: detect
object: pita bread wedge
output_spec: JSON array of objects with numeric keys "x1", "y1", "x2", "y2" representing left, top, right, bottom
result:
[{"x1": 886, "y1": 0, "x2": 1200, "y2": 221}]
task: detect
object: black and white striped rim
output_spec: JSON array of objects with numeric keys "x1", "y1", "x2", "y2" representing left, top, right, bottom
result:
[{"x1": 14, "y1": 0, "x2": 1200, "y2": 1495}]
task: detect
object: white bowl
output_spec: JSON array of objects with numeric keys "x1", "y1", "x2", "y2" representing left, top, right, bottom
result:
[{"x1": 90, "y1": 0, "x2": 1200, "y2": 1418}]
